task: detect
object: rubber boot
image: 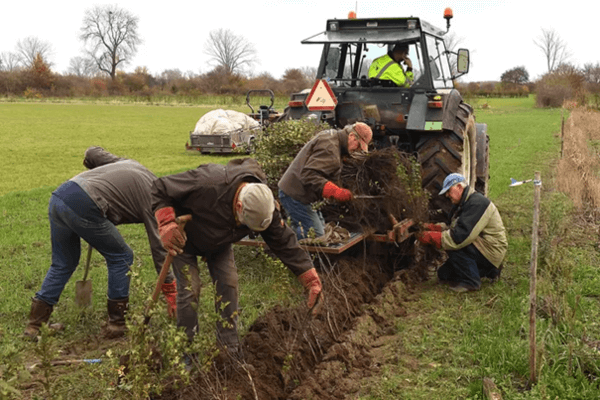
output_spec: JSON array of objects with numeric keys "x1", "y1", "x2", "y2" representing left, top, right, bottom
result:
[
  {"x1": 106, "y1": 297, "x2": 128, "y2": 339},
  {"x1": 23, "y1": 298, "x2": 53, "y2": 341},
  {"x1": 161, "y1": 281, "x2": 177, "y2": 319}
]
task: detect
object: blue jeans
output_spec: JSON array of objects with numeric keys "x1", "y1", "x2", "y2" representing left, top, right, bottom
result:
[
  {"x1": 36, "y1": 181, "x2": 133, "y2": 305},
  {"x1": 278, "y1": 189, "x2": 325, "y2": 240},
  {"x1": 437, "y1": 244, "x2": 499, "y2": 289}
]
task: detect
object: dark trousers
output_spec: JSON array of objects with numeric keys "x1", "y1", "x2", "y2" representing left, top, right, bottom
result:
[
  {"x1": 437, "y1": 244, "x2": 500, "y2": 289},
  {"x1": 171, "y1": 245, "x2": 239, "y2": 348}
]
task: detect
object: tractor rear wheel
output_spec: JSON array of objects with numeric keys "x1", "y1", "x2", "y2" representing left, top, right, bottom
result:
[{"x1": 416, "y1": 102, "x2": 477, "y2": 218}]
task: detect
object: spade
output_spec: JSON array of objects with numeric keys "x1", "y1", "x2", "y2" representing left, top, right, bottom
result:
[{"x1": 75, "y1": 244, "x2": 93, "y2": 308}]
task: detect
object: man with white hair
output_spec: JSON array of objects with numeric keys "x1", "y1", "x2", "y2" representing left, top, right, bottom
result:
[
  {"x1": 152, "y1": 158, "x2": 321, "y2": 352},
  {"x1": 417, "y1": 173, "x2": 508, "y2": 292}
]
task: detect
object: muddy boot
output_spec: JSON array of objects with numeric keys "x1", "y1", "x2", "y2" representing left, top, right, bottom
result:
[
  {"x1": 106, "y1": 297, "x2": 128, "y2": 339},
  {"x1": 23, "y1": 298, "x2": 53, "y2": 341}
]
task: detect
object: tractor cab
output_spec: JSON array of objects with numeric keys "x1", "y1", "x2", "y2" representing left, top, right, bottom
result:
[{"x1": 305, "y1": 16, "x2": 469, "y2": 91}]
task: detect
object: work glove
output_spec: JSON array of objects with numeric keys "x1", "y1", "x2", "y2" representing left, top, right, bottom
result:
[
  {"x1": 297, "y1": 268, "x2": 323, "y2": 315},
  {"x1": 155, "y1": 207, "x2": 191, "y2": 256},
  {"x1": 417, "y1": 230, "x2": 442, "y2": 249},
  {"x1": 161, "y1": 281, "x2": 177, "y2": 319},
  {"x1": 421, "y1": 222, "x2": 443, "y2": 232},
  {"x1": 322, "y1": 181, "x2": 353, "y2": 202}
]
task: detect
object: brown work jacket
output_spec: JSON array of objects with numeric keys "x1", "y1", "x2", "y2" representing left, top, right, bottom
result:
[
  {"x1": 151, "y1": 158, "x2": 313, "y2": 277},
  {"x1": 278, "y1": 127, "x2": 351, "y2": 204}
]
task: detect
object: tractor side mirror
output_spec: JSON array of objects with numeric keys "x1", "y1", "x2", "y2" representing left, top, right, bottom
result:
[{"x1": 457, "y1": 48, "x2": 469, "y2": 74}]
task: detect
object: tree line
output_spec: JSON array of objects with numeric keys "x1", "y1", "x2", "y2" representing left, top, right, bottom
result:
[{"x1": 1, "y1": 6, "x2": 598, "y2": 109}]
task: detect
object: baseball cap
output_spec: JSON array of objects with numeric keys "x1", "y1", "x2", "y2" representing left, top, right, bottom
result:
[
  {"x1": 238, "y1": 183, "x2": 275, "y2": 231},
  {"x1": 439, "y1": 173, "x2": 465, "y2": 195},
  {"x1": 352, "y1": 122, "x2": 372, "y2": 152}
]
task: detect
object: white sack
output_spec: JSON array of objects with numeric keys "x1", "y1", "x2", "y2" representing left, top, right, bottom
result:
[{"x1": 193, "y1": 109, "x2": 260, "y2": 135}]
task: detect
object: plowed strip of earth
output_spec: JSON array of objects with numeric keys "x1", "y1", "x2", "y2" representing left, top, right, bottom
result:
[{"x1": 162, "y1": 242, "x2": 435, "y2": 400}]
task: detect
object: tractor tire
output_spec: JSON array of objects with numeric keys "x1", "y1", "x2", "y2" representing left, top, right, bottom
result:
[{"x1": 416, "y1": 102, "x2": 477, "y2": 218}]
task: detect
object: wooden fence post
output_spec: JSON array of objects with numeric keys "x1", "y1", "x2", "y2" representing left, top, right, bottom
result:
[
  {"x1": 529, "y1": 171, "x2": 541, "y2": 385},
  {"x1": 561, "y1": 110, "x2": 565, "y2": 158}
]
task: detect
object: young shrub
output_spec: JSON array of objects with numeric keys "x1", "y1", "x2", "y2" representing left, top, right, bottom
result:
[{"x1": 253, "y1": 119, "x2": 330, "y2": 189}]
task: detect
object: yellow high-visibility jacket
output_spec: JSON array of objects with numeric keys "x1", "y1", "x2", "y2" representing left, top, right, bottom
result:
[{"x1": 368, "y1": 53, "x2": 414, "y2": 87}]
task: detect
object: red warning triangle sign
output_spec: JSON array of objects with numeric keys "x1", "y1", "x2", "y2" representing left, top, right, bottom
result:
[{"x1": 305, "y1": 79, "x2": 338, "y2": 111}]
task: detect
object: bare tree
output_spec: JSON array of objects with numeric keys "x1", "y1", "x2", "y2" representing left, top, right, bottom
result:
[
  {"x1": 203, "y1": 28, "x2": 258, "y2": 75},
  {"x1": 68, "y1": 56, "x2": 97, "y2": 77},
  {"x1": 300, "y1": 66, "x2": 317, "y2": 83},
  {"x1": 534, "y1": 28, "x2": 571, "y2": 73},
  {"x1": 79, "y1": 5, "x2": 142, "y2": 80},
  {"x1": 582, "y1": 62, "x2": 600, "y2": 84},
  {"x1": 15, "y1": 36, "x2": 53, "y2": 68},
  {"x1": 0, "y1": 52, "x2": 21, "y2": 71},
  {"x1": 444, "y1": 32, "x2": 464, "y2": 74}
]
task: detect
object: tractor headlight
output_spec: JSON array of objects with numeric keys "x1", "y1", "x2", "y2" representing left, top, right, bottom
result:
[{"x1": 407, "y1": 19, "x2": 417, "y2": 30}]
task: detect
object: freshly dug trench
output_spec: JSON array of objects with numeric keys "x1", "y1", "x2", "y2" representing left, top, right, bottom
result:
[
  {"x1": 160, "y1": 147, "x2": 437, "y2": 399},
  {"x1": 163, "y1": 243, "x2": 437, "y2": 400}
]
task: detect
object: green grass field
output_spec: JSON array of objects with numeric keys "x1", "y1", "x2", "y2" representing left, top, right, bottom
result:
[{"x1": 1, "y1": 97, "x2": 599, "y2": 399}]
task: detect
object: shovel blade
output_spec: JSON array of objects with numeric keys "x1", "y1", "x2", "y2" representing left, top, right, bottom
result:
[{"x1": 75, "y1": 280, "x2": 93, "y2": 308}]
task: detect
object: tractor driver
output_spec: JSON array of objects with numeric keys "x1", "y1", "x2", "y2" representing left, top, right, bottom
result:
[{"x1": 368, "y1": 42, "x2": 414, "y2": 88}]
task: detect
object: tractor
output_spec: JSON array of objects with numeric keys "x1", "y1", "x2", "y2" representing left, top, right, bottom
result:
[{"x1": 280, "y1": 8, "x2": 489, "y2": 215}]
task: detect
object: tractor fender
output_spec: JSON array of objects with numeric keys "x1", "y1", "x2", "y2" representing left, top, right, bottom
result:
[
  {"x1": 441, "y1": 89, "x2": 466, "y2": 132},
  {"x1": 475, "y1": 122, "x2": 489, "y2": 181}
]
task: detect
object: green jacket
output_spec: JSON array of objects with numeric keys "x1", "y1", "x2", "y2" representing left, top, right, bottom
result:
[
  {"x1": 368, "y1": 53, "x2": 414, "y2": 87},
  {"x1": 441, "y1": 186, "x2": 508, "y2": 267}
]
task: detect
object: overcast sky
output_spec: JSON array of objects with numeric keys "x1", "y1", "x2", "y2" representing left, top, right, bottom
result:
[{"x1": 2, "y1": 0, "x2": 598, "y2": 83}]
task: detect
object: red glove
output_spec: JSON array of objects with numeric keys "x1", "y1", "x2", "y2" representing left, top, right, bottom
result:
[
  {"x1": 298, "y1": 268, "x2": 323, "y2": 315},
  {"x1": 155, "y1": 207, "x2": 188, "y2": 256},
  {"x1": 161, "y1": 281, "x2": 177, "y2": 318},
  {"x1": 422, "y1": 222, "x2": 443, "y2": 232},
  {"x1": 322, "y1": 181, "x2": 353, "y2": 202},
  {"x1": 417, "y1": 230, "x2": 442, "y2": 248}
]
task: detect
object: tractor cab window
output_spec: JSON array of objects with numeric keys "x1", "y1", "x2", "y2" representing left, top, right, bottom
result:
[
  {"x1": 321, "y1": 42, "x2": 424, "y2": 88},
  {"x1": 425, "y1": 34, "x2": 453, "y2": 89}
]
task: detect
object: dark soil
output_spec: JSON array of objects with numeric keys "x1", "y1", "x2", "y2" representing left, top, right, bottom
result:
[{"x1": 160, "y1": 240, "x2": 438, "y2": 400}]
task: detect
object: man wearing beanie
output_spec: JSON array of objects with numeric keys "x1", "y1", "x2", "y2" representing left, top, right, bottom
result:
[
  {"x1": 152, "y1": 158, "x2": 322, "y2": 354},
  {"x1": 278, "y1": 122, "x2": 373, "y2": 239}
]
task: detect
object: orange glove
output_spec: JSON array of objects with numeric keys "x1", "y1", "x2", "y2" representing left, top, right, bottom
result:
[
  {"x1": 417, "y1": 230, "x2": 442, "y2": 249},
  {"x1": 161, "y1": 281, "x2": 177, "y2": 318},
  {"x1": 297, "y1": 268, "x2": 323, "y2": 315},
  {"x1": 155, "y1": 207, "x2": 188, "y2": 256},
  {"x1": 322, "y1": 181, "x2": 353, "y2": 202},
  {"x1": 422, "y1": 222, "x2": 443, "y2": 231}
]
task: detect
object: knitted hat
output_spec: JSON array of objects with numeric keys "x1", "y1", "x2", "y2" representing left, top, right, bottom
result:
[
  {"x1": 352, "y1": 122, "x2": 373, "y2": 152},
  {"x1": 439, "y1": 173, "x2": 465, "y2": 195},
  {"x1": 238, "y1": 183, "x2": 275, "y2": 231}
]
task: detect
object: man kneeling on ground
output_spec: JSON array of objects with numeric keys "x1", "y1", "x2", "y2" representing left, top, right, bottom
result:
[{"x1": 417, "y1": 173, "x2": 508, "y2": 292}]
